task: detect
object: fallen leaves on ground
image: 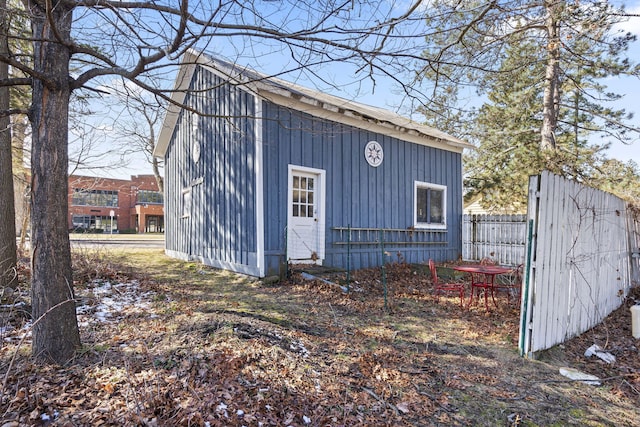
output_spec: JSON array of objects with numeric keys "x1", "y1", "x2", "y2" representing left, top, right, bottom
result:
[{"x1": 0, "y1": 258, "x2": 638, "y2": 426}]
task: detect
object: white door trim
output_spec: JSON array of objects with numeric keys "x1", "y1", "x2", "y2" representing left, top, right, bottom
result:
[
  {"x1": 286, "y1": 164, "x2": 326, "y2": 263},
  {"x1": 255, "y1": 97, "x2": 265, "y2": 277}
]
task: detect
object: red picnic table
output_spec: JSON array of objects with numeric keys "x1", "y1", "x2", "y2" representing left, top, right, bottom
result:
[{"x1": 453, "y1": 264, "x2": 512, "y2": 311}]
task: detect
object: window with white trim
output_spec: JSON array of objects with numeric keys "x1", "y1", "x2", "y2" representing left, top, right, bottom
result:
[
  {"x1": 414, "y1": 181, "x2": 446, "y2": 228},
  {"x1": 181, "y1": 187, "x2": 191, "y2": 218}
]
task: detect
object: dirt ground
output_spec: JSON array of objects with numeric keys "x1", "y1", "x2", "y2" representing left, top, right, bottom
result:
[{"x1": 0, "y1": 251, "x2": 638, "y2": 426}]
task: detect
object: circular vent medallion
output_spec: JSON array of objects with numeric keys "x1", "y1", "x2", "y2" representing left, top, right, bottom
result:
[{"x1": 364, "y1": 141, "x2": 383, "y2": 167}]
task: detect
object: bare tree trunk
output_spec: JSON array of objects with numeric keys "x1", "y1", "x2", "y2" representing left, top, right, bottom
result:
[
  {"x1": 29, "y1": 0, "x2": 80, "y2": 363},
  {"x1": 540, "y1": 0, "x2": 562, "y2": 151},
  {"x1": 13, "y1": 118, "x2": 30, "y2": 253},
  {"x1": 0, "y1": 0, "x2": 17, "y2": 290},
  {"x1": 145, "y1": 107, "x2": 163, "y2": 193},
  {"x1": 152, "y1": 157, "x2": 164, "y2": 193},
  {"x1": 19, "y1": 200, "x2": 30, "y2": 252}
]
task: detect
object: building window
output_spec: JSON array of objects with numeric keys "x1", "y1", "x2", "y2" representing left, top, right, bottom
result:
[
  {"x1": 71, "y1": 214, "x2": 118, "y2": 232},
  {"x1": 71, "y1": 214, "x2": 91, "y2": 230},
  {"x1": 414, "y1": 181, "x2": 446, "y2": 229},
  {"x1": 72, "y1": 188, "x2": 118, "y2": 207},
  {"x1": 182, "y1": 188, "x2": 191, "y2": 218},
  {"x1": 137, "y1": 190, "x2": 163, "y2": 204}
]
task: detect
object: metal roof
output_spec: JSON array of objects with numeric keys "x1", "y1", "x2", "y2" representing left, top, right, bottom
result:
[{"x1": 154, "y1": 49, "x2": 473, "y2": 157}]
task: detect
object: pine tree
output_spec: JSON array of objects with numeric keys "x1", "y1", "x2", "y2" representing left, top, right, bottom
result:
[{"x1": 415, "y1": 0, "x2": 640, "y2": 210}]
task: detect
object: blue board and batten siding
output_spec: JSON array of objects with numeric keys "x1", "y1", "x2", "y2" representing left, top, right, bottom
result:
[
  {"x1": 261, "y1": 103, "x2": 463, "y2": 275},
  {"x1": 164, "y1": 63, "x2": 464, "y2": 277},
  {"x1": 164, "y1": 67, "x2": 260, "y2": 276}
]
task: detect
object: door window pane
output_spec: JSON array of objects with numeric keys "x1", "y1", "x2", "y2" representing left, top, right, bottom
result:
[{"x1": 292, "y1": 173, "x2": 315, "y2": 218}]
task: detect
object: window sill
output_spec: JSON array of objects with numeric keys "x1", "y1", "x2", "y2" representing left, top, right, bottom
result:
[{"x1": 413, "y1": 223, "x2": 447, "y2": 230}]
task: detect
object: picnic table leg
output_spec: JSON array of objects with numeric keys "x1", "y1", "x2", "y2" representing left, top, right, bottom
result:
[
  {"x1": 489, "y1": 275, "x2": 498, "y2": 309},
  {"x1": 483, "y1": 280, "x2": 489, "y2": 311},
  {"x1": 467, "y1": 274, "x2": 475, "y2": 308}
]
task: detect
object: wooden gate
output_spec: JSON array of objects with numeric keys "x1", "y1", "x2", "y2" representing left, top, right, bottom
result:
[{"x1": 519, "y1": 171, "x2": 633, "y2": 357}]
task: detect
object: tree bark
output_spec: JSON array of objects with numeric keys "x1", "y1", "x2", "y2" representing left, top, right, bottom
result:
[
  {"x1": 0, "y1": 0, "x2": 17, "y2": 290},
  {"x1": 13, "y1": 118, "x2": 30, "y2": 252},
  {"x1": 152, "y1": 157, "x2": 163, "y2": 193},
  {"x1": 540, "y1": 0, "x2": 562, "y2": 151},
  {"x1": 29, "y1": 0, "x2": 80, "y2": 363}
]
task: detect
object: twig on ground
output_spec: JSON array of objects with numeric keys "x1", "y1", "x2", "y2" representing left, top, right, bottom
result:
[
  {"x1": 413, "y1": 383, "x2": 457, "y2": 413},
  {"x1": 622, "y1": 379, "x2": 640, "y2": 396},
  {"x1": 328, "y1": 303, "x2": 339, "y2": 328},
  {"x1": 361, "y1": 386, "x2": 399, "y2": 415}
]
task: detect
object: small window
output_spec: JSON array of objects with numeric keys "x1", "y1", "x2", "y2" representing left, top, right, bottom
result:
[
  {"x1": 182, "y1": 188, "x2": 191, "y2": 218},
  {"x1": 72, "y1": 188, "x2": 118, "y2": 207},
  {"x1": 291, "y1": 174, "x2": 315, "y2": 219},
  {"x1": 414, "y1": 181, "x2": 446, "y2": 228},
  {"x1": 137, "y1": 190, "x2": 163, "y2": 204}
]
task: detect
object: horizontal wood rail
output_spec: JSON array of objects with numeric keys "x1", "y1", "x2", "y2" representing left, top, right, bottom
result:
[{"x1": 331, "y1": 226, "x2": 447, "y2": 246}]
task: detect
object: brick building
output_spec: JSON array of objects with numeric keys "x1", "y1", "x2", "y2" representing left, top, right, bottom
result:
[{"x1": 68, "y1": 174, "x2": 164, "y2": 233}]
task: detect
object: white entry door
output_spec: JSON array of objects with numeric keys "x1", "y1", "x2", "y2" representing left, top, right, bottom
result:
[{"x1": 287, "y1": 165, "x2": 326, "y2": 263}]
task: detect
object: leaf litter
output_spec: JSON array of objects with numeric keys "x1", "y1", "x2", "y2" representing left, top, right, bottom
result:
[{"x1": 0, "y1": 253, "x2": 638, "y2": 426}]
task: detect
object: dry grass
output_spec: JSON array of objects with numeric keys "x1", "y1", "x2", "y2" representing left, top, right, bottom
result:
[{"x1": 1, "y1": 248, "x2": 638, "y2": 426}]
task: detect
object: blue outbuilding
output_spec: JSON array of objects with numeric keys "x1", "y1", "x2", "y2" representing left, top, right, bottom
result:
[{"x1": 154, "y1": 50, "x2": 473, "y2": 277}]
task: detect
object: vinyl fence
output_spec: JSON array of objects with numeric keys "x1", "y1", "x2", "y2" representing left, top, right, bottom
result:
[{"x1": 519, "y1": 171, "x2": 633, "y2": 357}]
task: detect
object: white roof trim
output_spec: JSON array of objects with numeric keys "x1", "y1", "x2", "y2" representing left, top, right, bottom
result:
[
  {"x1": 154, "y1": 49, "x2": 473, "y2": 157},
  {"x1": 153, "y1": 56, "x2": 197, "y2": 158}
]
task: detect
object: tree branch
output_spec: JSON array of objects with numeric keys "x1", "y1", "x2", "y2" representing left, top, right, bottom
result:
[{"x1": 0, "y1": 77, "x2": 31, "y2": 87}]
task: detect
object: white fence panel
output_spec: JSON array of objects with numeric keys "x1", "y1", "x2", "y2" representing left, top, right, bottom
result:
[
  {"x1": 519, "y1": 171, "x2": 632, "y2": 356},
  {"x1": 627, "y1": 211, "x2": 640, "y2": 285},
  {"x1": 463, "y1": 214, "x2": 527, "y2": 266}
]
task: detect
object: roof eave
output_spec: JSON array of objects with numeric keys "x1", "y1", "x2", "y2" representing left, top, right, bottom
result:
[{"x1": 155, "y1": 49, "x2": 474, "y2": 157}]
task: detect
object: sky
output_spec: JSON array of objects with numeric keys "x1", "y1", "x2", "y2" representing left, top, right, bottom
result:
[
  {"x1": 84, "y1": 1, "x2": 640, "y2": 180},
  {"x1": 599, "y1": 0, "x2": 640, "y2": 163}
]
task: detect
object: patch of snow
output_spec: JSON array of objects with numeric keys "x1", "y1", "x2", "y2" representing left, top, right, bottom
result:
[
  {"x1": 216, "y1": 402, "x2": 229, "y2": 418},
  {"x1": 3, "y1": 279, "x2": 159, "y2": 345},
  {"x1": 76, "y1": 279, "x2": 158, "y2": 329},
  {"x1": 290, "y1": 340, "x2": 309, "y2": 358},
  {"x1": 0, "y1": 302, "x2": 26, "y2": 309},
  {"x1": 4, "y1": 322, "x2": 31, "y2": 343}
]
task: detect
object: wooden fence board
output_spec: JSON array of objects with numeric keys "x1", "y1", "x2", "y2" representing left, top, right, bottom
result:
[
  {"x1": 520, "y1": 171, "x2": 632, "y2": 356},
  {"x1": 466, "y1": 173, "x2": 637, "y2": 358},
  {"x1": 462, "y1": 214, "x2": 527, "y2": 265}
]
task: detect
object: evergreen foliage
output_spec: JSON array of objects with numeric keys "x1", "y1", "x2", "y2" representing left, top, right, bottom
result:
[{"x1": 415, "y1": 0, "x2": 640, "y2": 211}]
